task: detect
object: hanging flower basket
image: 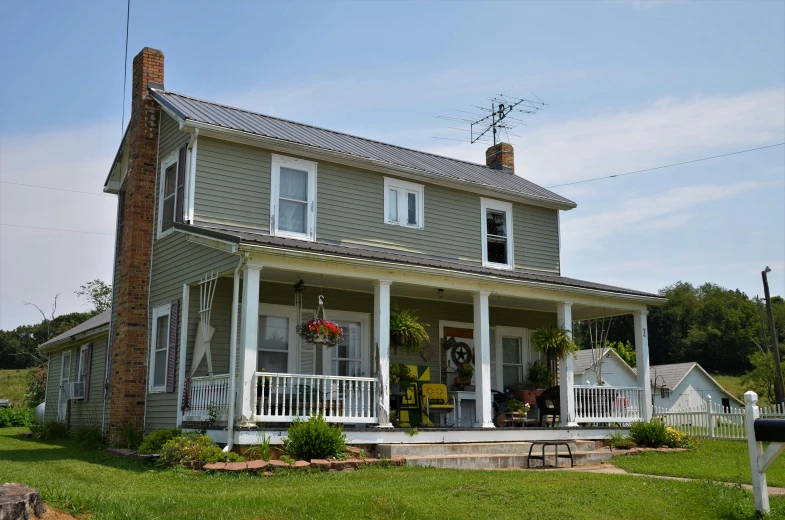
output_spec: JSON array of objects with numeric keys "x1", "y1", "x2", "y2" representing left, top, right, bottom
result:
[
  {"x1": 297, "y1": 319, "x2": 344, "y2": 348},
  {"x1": 296, "y1": 295, "x2": 343, "y2": 348}
]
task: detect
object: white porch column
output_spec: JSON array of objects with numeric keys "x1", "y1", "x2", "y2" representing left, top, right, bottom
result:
[
  {"x1": 175, "y1": 283, "x2": 190, "y2": 427},
  {"x1": 473, "y1": 291, "x2": 494, "y2": 428},
  {"x1": 374, "y1": 280, "x2": 393, "y2": 428},
  {"x1": 634, "y1": 309, "x2": 653, "y2": 420},
  {"x1": 557, "y1": 301, "x2": 578, "y2": 427},
  {"x1": 238, "y1": 263, "x2": 261, "y2": 423}
]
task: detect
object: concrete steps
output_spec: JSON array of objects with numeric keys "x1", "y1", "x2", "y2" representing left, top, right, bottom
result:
[{"x1": 376, "y1": 441, "x2": 612, "y2": 470}]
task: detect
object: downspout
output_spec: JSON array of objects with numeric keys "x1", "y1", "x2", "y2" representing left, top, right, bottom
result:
[{"x1": 224, "y1": 252, "x2": 249, "y2": 452}]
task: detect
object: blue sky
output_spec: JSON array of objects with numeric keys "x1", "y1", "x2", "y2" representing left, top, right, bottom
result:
[{"x1": 1, "y1": 1, "x2": 783, "y2": 329}]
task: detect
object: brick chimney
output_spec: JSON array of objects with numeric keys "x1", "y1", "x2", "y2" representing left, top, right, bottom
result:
[
  {"x1": 485, "y1": 142, "x2": 514, "y2": 174},
  {"x1": 109, "y1": 48, "x2": 164, "y2": 440}
]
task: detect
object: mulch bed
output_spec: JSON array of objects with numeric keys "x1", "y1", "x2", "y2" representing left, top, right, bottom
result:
[{"x1": 611, "y1": 447, "x2": 690, "y2": 456}]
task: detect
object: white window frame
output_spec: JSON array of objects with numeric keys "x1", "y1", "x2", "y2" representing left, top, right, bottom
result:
[
  {"x1": 322, "y1": 310, "x2": 371, "y2": 377},
  {"x1": 77, "y1": 344, "x2": 90, "y2": 383},
  {"x1": 157, "y1": 151, "x2": 179, "y2": 239},
  {"x1": 257, "y1": 304, "x2": 299, "y2": 374},
  {"x1": 149, "y1": 303, "x2": 171, "y2": 393},
  {"x1": 494, "y1": 327, "x2": 529, "y2": 392},
  {"x1": 270, "y1": 154, "x2": 317, "y2": 241},
  {"x1": 383, "y1": 177, "x2": 424, "y2": 229},
  {"x1": 481, "y1": 198, "x2": 514, "y2": 270}
]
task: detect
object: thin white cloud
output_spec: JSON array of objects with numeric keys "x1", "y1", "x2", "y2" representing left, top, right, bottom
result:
[
  {"x1": 424, "y1": 87, "x2": 785, "y2": 186},
  {"x1": 561, "y1": 181, "x2": 766, "y2": 253},
  {"x1": 0, "y1": 124, "x2": 117, "y2": 329}
]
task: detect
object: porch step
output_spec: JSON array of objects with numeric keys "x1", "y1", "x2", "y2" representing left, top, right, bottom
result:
[
  {"x1": 402, "y1": 449, "x2": 613, "y2": 470},
  {"x1": 377, "y1": 440, "x2": 598, "y2": 458}
]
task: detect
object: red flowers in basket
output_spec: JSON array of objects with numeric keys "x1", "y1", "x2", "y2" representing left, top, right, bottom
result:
[{"x1": 296, "y1": 318, "x2": 344, "y2": 348}]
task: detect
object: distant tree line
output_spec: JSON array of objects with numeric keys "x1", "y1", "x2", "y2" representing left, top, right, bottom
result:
[{"x1": 574, "y1": 281, "x2": 785, "y2": 375}]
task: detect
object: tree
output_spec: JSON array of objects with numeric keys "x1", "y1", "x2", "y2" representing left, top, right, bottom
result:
[
  {"x1": 76, "y1": 279, "x2": 112, "y2": 313},
  {"x1": 742, "y1": 351, "x2": 781, "y2": 405},
  {"x1": 608, "y1": 340, "x2": 636, "y2": 368}
]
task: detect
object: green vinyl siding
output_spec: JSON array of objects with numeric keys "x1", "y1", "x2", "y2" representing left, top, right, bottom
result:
[
  {"x1": 44, "y1": 352, "x2": 61, "y2": 423},
  {"x1": 145, "y1": 114, "x2": 239, "y2": 431},
  {"x1": 192, "y1": 137, "x2": 561, "y2": 272}
]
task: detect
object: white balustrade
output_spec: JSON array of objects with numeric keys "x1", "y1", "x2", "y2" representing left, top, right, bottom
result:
[
  {"x1": 252, "y1": 372, "x2": 378, "y2": 424},
  {"x1": 574, "y1": 385, "x2": 644, "y2": 424},
  {"x1": 182, "y1": 374, "x2": 231, "y2": 422}
]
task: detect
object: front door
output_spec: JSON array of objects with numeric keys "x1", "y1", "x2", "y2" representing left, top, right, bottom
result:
[{"x1": 58, "y1": 350, "x2": 71, "y2": 422}]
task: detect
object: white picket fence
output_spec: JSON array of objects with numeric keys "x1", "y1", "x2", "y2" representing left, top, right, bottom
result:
[{"x1": 654, "y1": 396, "x2": 785, "y2": 440}]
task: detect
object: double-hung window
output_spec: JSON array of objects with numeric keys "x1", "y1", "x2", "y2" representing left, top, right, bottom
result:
[
  {"x1": 481, "y1": 198, "x2": 513, "y2": 269},
  {"x1": 258, "y1": 315, "x2": 291, "y2": 373},
  {"x1": 501, "y1": 336, "x2": 524, "y2": 391},
  {"x1": 149, "y1": 304, "x2": 171, "y2": 392},
  {"x1": 384, "y1": 177, "x2": 424, "y2": 229},
  {"x1": 271, "y1": 154, "x2": 317, "y2": 240},
  {"x1": 77, "y1": 345, "x2": 89, "y2": 384},
  {"x1": 159, "y1": 157, "x2": 178, "y2": 236}
]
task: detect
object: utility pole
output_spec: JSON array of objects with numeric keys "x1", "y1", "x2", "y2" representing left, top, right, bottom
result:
[{"x1": 762, "y1": 266, "x2": 784, "y2": 404}]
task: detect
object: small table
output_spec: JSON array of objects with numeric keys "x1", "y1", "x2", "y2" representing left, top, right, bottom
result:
[
  {"x1": 527, "y1": 442, "x2": 574, "y2": 468},
  {"x1": 503, "y1": 412, "x2": 528, "y2": 428}
]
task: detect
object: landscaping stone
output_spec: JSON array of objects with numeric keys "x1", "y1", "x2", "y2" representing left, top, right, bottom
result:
[
  {"x1": 344, "y1": 459, "x2": 362, "y2": 469},
  {"x1": 0, "y1": 483, "x2": 46, "y2": 520},
  {"x1": 391, "y1": 456, "x2": 405, "y2": 466},
  {"x1": 310, "y1": 459, "x2": 331, "y2": 471},
  {"x1": 293, "y1": 461, "x2": 310, "y2": 470},
  {"x1": 107, "y1": 448, "x2": 137, "y2": 457},
  {"x1": 330, "y1": 460, "x2": 346, "y2": 471},
  {"x1": 268, "y1": 460, "x2": 289, "y2": 470},
  {"x1": 246, "y1": 460, "x2": 269, "y2": 471},
  {"x1": 225, "y1": 462, "x2": 248, "y2": 471},
  {"x1": 364, "y1": 458, "x2": 379, "y2": 466},
  {"x1": 346, "y1": 446, "x2": 366, "y2": 457},
  {"x1": 204, "y1": 462, "x2": 226, "y2": 471},
  {"x1": 186, "y1": 461, "x2": 206, "y2": 470}
]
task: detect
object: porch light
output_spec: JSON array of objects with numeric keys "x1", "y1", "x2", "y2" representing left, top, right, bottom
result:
[{"x1": 661, "y1": 387, "x2": 670, "y2": 399}]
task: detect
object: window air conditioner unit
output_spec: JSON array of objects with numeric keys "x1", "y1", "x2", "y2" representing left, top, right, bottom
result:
[{"x1": 65, "y1": 381, "x2": 85, "y2": 401}]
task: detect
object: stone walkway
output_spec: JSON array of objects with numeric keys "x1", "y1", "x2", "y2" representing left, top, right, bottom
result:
[{"x1": 540, "y1": 464, "x2": 785, "y2": 496}]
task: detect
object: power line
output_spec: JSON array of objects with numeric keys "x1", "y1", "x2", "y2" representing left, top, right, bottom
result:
[
  {"x1": 545, "y1": 143, "x2": 785, "y2": 189},
  {"x1": 0, "y1": 181, "x2": 111, "y2": 197},
  {"x1": 120, "y1": 0, "x2": 131, "y2": 136},
  {"x1": 1, "y1": 224, "x2": 114, "y2": 236}
]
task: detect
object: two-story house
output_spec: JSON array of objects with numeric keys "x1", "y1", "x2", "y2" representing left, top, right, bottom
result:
[{"x1": 40, "y1": 47, "x2": 663, "y2": 447}]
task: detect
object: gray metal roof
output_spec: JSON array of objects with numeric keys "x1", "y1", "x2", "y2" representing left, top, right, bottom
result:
[
  {"x1": 150, "y1": 88, "x2": 576, "y2": 209},
  {"x1": 573, "y1": 348, "x2": 612, "y2": 374},
  {"x1": 39, "y1": 309, "x2": 111, "y2": 351},
  {"x1": 636, "y1": 362, "x2": 697, "y2": 390},
  {"x1": 178, "y1": 223, "x2": 661, "y2": 300}
]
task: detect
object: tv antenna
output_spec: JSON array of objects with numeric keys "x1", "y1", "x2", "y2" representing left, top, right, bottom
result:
[{"x1": 432, "y1": 93, "x2": 546, "y2": 147}]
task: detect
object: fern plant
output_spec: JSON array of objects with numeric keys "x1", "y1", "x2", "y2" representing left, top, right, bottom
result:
[
  {"x1": 531, "y1": 326, "x2": 580, "y2": 360},
  {"x1": 389, "y1": 307, "x2": 430, "y2": 354}
]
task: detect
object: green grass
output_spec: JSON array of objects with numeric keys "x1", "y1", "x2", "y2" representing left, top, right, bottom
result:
[
  {"x1": 1, "y1": 429, "x2": 784, "y2": 519},
  {"x1": 0, "y1": 369, "x2": 27, "y2": 406},
  {"x1": 613, "y1": 438, "x2": 785, "y2": 487},
  {"x1": 713, "y1": 374, "x2": 747, "y2": 402}
]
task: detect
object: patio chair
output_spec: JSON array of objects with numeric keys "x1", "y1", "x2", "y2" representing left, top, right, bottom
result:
[
  {"x1": 536, "y1": 386, "x2": 560, "y2": 427},
  {"x1": 420, "y1": 383, "x2": 455, "y2": 425}
]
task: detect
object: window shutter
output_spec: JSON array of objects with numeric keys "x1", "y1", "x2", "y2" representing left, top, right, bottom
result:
[
  {"x1": 74, "y1": 348, "x2": 81, "y2": 387},
  {"x1": 84, "y1": 343, "x2": 93, "y2": 402},
  {"x1": 105, "y1": 323, "x2": 115, "y2": 398},
  {"x1": 115, "y1": 189, "x2": 126, "y2": 257},
  {"x1": 166, "y1": 299, "x2": 180, "y2": 393},
  {"x1": 175, "y1": 145, "x2": 187, "y2": 224}
]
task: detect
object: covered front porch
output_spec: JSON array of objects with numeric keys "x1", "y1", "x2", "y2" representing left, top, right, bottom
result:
[{"x1": 175, "y1": 246, "x2": 657, "y2": 442}]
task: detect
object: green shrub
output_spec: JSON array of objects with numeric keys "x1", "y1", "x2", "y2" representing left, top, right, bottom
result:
[
  {"x1": 283, "y1": 414, "x2": 346, "y2": 460},
  {"x1": 138, "y1": 428, "x2": 182, "y2": 454},
  {"x1": 159, "y1": 434, "x2": 243, "y2": 464},
  {"x1": 72, "y1": 424, "x2": 107, "y2": 450},
  {"x1": 629, "y1": 419, "x2": 668, "y2": 448},
  {"x1": 29, "y1": 421, "x2": 69, "y2": 441},
  {"x1": 607, "y1": 431, "x2": 636, "y2": 449},
  {"x1": 0, "y1": 406, "x2": 34, "y2": 428},
  {"x1": 243, "y1": 433, "x2": 273, "y2": 462}
]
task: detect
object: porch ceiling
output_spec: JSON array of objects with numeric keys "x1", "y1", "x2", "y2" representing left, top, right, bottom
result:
[{"x1": 256, "y1": 267, "x2": 637, "y2": 318}]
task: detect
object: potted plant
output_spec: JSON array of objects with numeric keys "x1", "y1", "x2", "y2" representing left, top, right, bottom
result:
[
  {"x1": 527, "y1": 358, "x2": 554, "y2": 389},
  {"x1": 507, "y1": 399, "x2": 531, "y2": 417},
  {"x1": 389, "y1": 363, "x2": 416, "y2": 395},
  {"x1": 531, "y1": 326, "x2": 580, "y2": 383},
  {"x1": 390, "y1": 308, "x2": 430, "y2": 354},
  {"x1": 296, "y1": 318, "x2": 344, "y2": 347},
  {"x1": 455, "y1": 362, "x2": 474, "y2": 385}
]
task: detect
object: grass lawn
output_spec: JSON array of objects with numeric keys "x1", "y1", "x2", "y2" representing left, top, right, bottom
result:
[
  {"x1": 613, "y1": 438, "x2": 785, "y2": 487},
  {"x1": 713, "y1": 374, "x2": 747, "y2": 403},
  {"x1": 0, "y1": 369, "x2": 27, "y2": 406},
  {"x1": 1, "y1": 428, "x2": 784, "y2": 519}
]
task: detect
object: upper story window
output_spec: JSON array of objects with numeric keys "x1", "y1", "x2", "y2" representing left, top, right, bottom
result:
[
  {"x1": 481, "y1": 198, "x2": 513, "y2": 269},
  {"x1": 158, "y1": 147, "x2": 186, "y2": 239},
  {"x1": 271, "y1": 154, "x2": 316, "y2": 240},
  {"x1": 384, "y1": 177, "x2": 424, "y2": 229}
]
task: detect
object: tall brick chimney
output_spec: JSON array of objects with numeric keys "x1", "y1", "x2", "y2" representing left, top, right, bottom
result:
[
  {"x1": 109, "y1": 48, "x2": 164, "y2": 440},
  {"x1": 485, "y1": 142, "x2": 514, "y2": 174}
]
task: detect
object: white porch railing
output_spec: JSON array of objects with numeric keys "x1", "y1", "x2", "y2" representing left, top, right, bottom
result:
[
  {"x1": 183, "y1": 374, "x2": 231, "y2": 422},
  {"x1": 654, "y1": 397, "x2": 785, "y2": 440},
  {"x1": 574, "y1": 385, "x2": 645, "y2": 424},
  {"x1": 252, "y1": 372, "x2": 378, "y2": 424}
]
